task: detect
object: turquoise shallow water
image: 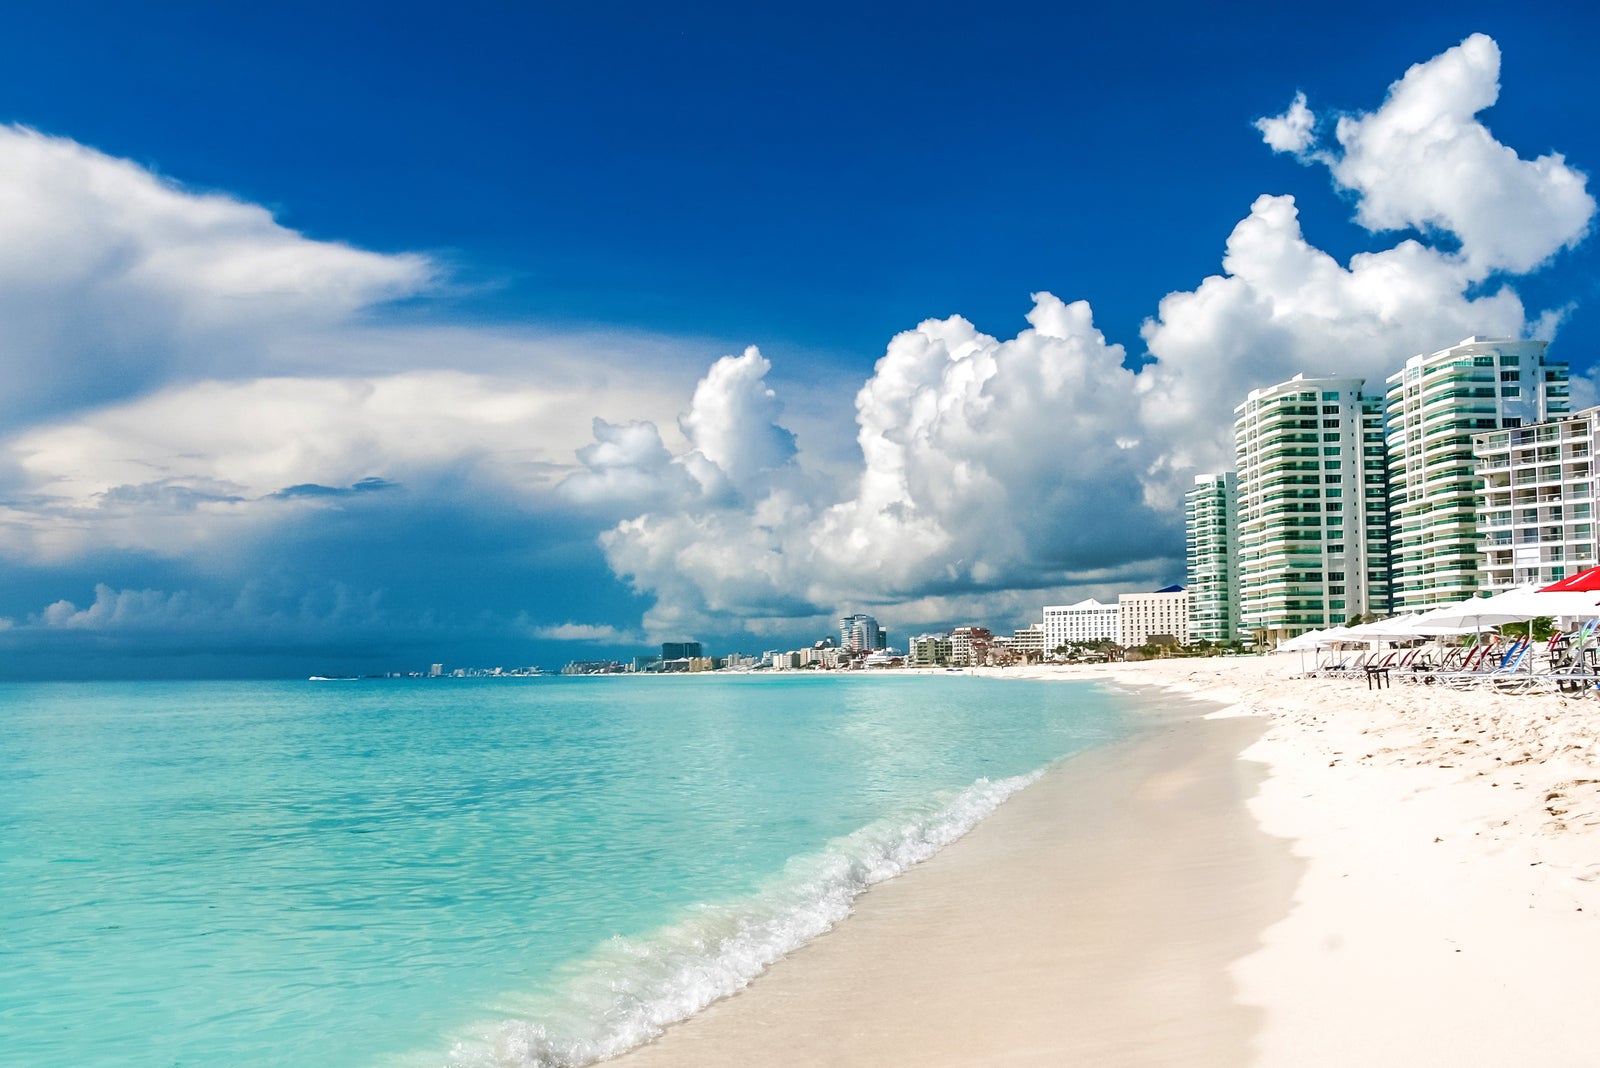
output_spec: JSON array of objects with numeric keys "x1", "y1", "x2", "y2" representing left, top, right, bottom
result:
[{"x1": 0, "y1": 674, "x2": 1130, "y2": 1066}]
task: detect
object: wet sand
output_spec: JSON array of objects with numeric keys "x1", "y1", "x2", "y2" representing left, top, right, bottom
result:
[{"x1": 615, "y1": 694, "x2": 1298, "y2": 1066}]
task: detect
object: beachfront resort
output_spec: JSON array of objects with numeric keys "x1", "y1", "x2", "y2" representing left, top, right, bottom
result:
[{"x1": 553, "y1": 334, "x2": 1596, "y2": 676}]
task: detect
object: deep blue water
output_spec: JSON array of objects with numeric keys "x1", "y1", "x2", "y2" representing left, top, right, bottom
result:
[{"x1": 0, "y1": 673, "x2": 1130, "y2": 1066}]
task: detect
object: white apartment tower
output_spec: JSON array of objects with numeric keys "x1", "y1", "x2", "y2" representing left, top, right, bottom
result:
[
  {"x1": 1185, "y1": 472, "x2": 1239, "y2": 642},
  {"x1": 1474, "y1": 405, "x2": 1599, "y2": 591},
  {"x1": 1234, "y1": 374, "x2": 1391, "y2": 644},
  {"x1": 1386, "y1": 337, "x2": 1568, "y2": 609}
]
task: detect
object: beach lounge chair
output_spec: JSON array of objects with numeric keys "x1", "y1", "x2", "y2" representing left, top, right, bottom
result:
[
  {"x1": 1535, "y1": 620, "x2": 1600, "y2": 694},
  {"x1": 1405, "y1": 641, "x2": 1483, "y2": 683},
  {"x1": 1319, "y1": 651, "x2": 1373, "y2": 678},
  {"x1": 1422, "y1": 638, "x2": 1526, "y2": 688},
  {"x1": 1442, "y1": 638, "x2": 1535, "y2": 690}
]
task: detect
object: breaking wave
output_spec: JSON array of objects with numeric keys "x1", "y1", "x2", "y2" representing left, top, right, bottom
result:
[{"x1": 445, "y1": 769, "x2": 1043, "y2": 1067}]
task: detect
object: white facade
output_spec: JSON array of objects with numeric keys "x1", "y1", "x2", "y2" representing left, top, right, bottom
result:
[
  {"x1": 1475, "y1": 406, "x2": 1600, "y2": 590},
  {"x1": 1235, "y1": 373, "x2": 1390, "y2": 643},
  {"x1": 1042, "y1": 599, "x2": 1120, "y2": 651},
  {"x1": 769, "y1": 651, "x2": 802, "y2": 670},
  {"x1": 1386, "y1": 337, "x2": 1568, "y2": 609},
  {"x1": 1010, "y1": 623, "x2": 1045, "y2": 654},
  {"x1": 838, "y1": 613, "x2": 884, "y2": 651},
  {"x1": 1118, "y1": 587, "x2": 1190, "y2": 647},
  {"x1": 950, "y1": 627, "x2": 992, "y2": 667}
]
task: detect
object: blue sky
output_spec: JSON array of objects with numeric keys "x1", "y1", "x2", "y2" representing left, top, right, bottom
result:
[{"x1": 3, "y1": 3, "x2": 1599, "y2": 677}]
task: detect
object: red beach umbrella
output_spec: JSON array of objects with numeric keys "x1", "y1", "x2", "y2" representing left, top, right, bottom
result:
[{"x1": 1542, "y1": 566, "x2": 1600, "y2": 593}]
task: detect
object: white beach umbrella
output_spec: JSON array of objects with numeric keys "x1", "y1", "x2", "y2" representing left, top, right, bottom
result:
[
  {"x1": 1343, "y1": 614, "x2": 1426, "y2": 641},
  {"x1": 1276, "y1": 629, "x2": 1330, "y2": 652},
  {"x1": 1407, "y1": 619, "x2": 1484, "y2": 636},
  {"x1": 1314, "y1": 626, "x2": 1362, "y2": 666},
  {"x1": 1404, "y1": 598, "x2": 1489, "y2": 636},
  {"x1": 1277, "y1": 628, "x2": 1340, "y2": 675},
  {"x1": 1466, "y1": 587, "x2": 1600, "y2": 621},
  {"x1": 1406, "y1": 588, "x2": 1547, "y2": 630}
]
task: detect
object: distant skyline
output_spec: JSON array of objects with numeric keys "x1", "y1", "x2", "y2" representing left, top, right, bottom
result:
[{"x1": 3, "y1": 3, "x2": 1600, "y2": 677}]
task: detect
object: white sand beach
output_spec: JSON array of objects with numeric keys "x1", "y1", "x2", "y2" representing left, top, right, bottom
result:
[
  {"x1": 1128, "y1": 655, "x2": 1600, "y2": 1066},
  {"x1": 610, "y1": 655, "x2": 1600, "y2": 1066}
]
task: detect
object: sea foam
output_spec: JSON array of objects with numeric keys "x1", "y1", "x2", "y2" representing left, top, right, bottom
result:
[{"x1": 447, "y1": 769, "x2": 1043, "y2": 1067}]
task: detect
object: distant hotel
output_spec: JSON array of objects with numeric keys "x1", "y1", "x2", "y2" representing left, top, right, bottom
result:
[
  {"x1": 1119, "y1": 585, "x2": 1189, "y2": 648},
  {"x1": 1041, "y1": 599, "x2": 1119, "y2": 651}
]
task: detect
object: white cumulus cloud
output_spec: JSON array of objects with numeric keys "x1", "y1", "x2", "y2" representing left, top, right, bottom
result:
[
  {"x1": 29, "y1": 581, "x2": 390, "y2": 635},
  {"x1": 529, "y1": 622, "x2": 647, "y2": 644},
  {"x1": 579, "y1": 295, "x2": 1178, "y2": 637},
  {"x1": 1256, "y1": 91, "x2": 1317, "y2": 155},
  {"x1": 680, "y1": 346, "x2": 798, "y2": 493},
  {"x1": 1329, "y1": 34, "x2": 1593, "y2": 276},
  {"x1": 1260, "y1": 34, "x2": 1593, "y2": 278},
  {"x1": 0, "y1": 124, "x2": 436, "y2": 426},
  {"x1": 1136, "y1": 192, "x2": 1529, "y2": 488},
  {"x1": 1129, "y1": 36, "x2": 1592, "y2": 499}
]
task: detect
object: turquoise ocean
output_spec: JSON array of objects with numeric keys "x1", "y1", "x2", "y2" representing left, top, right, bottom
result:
[{"x1": 0, "y1": 674, "x2": 1132, "y2": 1066}]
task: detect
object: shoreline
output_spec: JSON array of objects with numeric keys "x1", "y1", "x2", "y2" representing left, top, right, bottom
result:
[
  {"x1": 606, "y1": 657, "x2": 1600, "y2": 1065},
  {"x1": 612, "y1": 679, "x2": 1295, "y2": 1066}
]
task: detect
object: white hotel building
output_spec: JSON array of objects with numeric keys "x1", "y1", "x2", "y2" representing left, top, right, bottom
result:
[
  {"x1": 1041, "y1": 599, "x2": 1120, "y2": 652},
  {"x1": 1119, "y1": 586, "x2": 1190, "y2": 647},
  {"x1": 1474, "y1": 406, "x2": 1599, "y2": 591}
]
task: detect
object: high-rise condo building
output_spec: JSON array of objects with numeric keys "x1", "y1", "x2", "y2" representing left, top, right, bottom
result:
[
  {"x1": 1474, "y1": 405, "x2": 1599, "y2": 591},
  {"x1": 1234, "y1": 374, "x2": 1391, "y2": 644},
  {"x1": 838, "y1": 613, "x2": 885, "y2": 651},
  {"x1": 1386, "y1": 337, "x2": 1568, "y2": 609},
  {"x1": 1185, "y1": 472, "x2": 1240, "y2": 642}
]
